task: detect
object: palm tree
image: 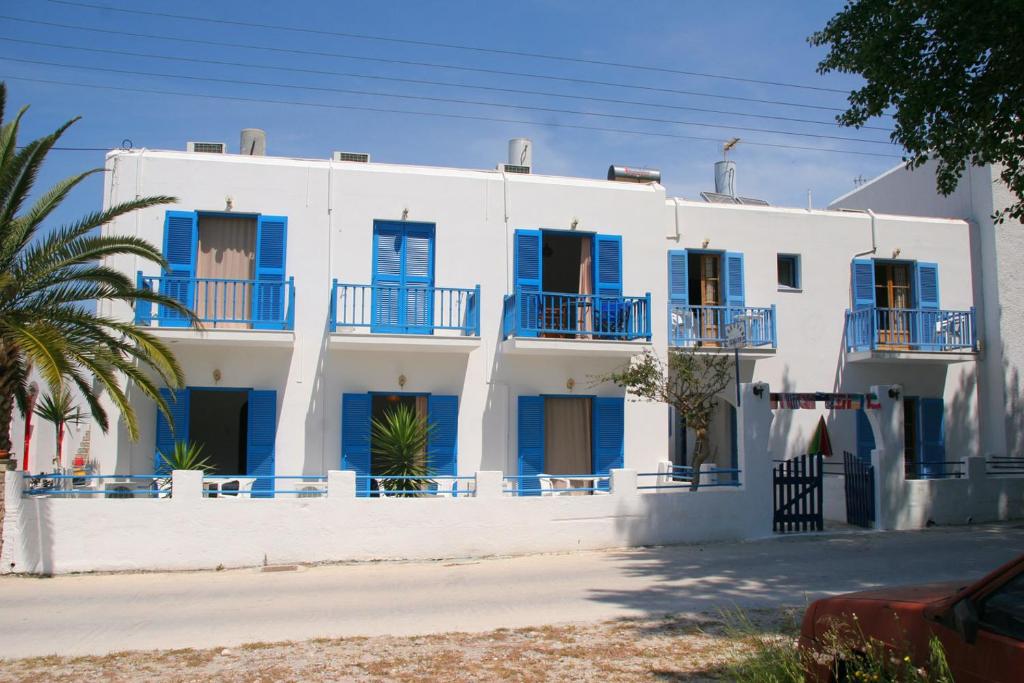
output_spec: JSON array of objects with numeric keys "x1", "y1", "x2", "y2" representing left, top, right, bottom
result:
[
  {"x1": 33, "y1": 388, "x2": 83, "y2": 471},
  {"x1": 0, "y1": 82, "x2": 197, "y2": 459}
]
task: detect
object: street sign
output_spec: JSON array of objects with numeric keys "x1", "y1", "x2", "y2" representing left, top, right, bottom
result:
[{"x1": 725, "y1": 321, "x2": 747, "y2": 348}]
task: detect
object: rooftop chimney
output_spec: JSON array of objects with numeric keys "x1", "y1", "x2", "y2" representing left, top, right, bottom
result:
[{"x1": 240, "y1": 128, "x2": 266, "y2": 156}]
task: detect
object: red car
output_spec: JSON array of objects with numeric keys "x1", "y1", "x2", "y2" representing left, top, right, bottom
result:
[{"x1": 800, "y1": 554, "x2": 1024, "y2": 682}]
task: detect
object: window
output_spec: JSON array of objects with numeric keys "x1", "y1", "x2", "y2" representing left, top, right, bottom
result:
[
  {"x1": 777, "y1": 254, "x2": 801, "y2": 290},
  {"x1": 979, "y1": 570, "x2": 1024, "y2": 641}
]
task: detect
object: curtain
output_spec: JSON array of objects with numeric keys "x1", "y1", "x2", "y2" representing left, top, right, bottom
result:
[
  {"x1": 196, "y1": 216, "x2": 257, "y2": 329},
  {"x1": 576, "y1": 236, "x2": 593, "y2": 338},
  {"x1": 544, "y1": 398, "x2": 592, "y2": 476}
]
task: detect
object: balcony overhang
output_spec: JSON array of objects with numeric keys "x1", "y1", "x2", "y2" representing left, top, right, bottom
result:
[
  {"x1": 329, "y1": 332, "x2": 480, "y2": 354},
  {"x1": 501, "y1": 336, "x2": 651, "y2": 357},
  {"x1": 846, "y1": 349, "x2": 978, "y2": 364},
  {"x1": 147, "y1": 327, "x2": 295, "y2": 348},
  {"x1": 671, "y1": 345, "x2": 777, "y2": 360}
]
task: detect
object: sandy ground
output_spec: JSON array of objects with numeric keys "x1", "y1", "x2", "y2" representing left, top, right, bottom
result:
[{"x1": 0, "y1": 608, "x2": 795, "y2": 682}]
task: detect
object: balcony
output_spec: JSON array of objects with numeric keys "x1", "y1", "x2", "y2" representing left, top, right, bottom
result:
[
  {"x1": 329, "y1": 281, "x2": 481, "y2": 353},
  {"x1": 668, "y1": 304, "x2": 777, "y2": 358},
  {"x1": 501, "y1": 288, "x2": 651, "y2": 357},
  {"x1": 135, "y1": 273, "x2": 295, "y2": 346},
  {"x1": 844, "y1": 307, "x2": 978, "y2": 364}
]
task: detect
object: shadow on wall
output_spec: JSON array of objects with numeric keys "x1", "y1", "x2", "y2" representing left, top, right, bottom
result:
[
  {"x1": 768, "y1": 365, "x2": 808, "y2": 460},
  {"x1": 304, "y1": 313, "x2": 331, "y2": 474},
  {"x1": 1004, "y1": 344, "x2": 1023, "y2": 456},
  {"x1": 13, "y1": 489, "x2": 54, "y2": 576}
]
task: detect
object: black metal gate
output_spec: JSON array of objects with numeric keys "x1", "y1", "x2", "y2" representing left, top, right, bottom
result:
[
  {"x1": 843, "y1": 450, "x2": 875, "y2": 528},
  {"x1": 773, "y1": 454, "x2": 823, "y2": 532}
]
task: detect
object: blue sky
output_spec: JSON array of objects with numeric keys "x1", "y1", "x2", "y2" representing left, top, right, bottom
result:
[{"x1": 2, "y1": 0, "x2": 902, "y2": 231}]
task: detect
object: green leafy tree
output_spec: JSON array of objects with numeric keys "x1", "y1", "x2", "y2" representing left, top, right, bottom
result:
[
  {"x1": 33, "y1": 388, "x2": 83, "y2": 470},
  {"x1": 810, "y1": 1, "x2": 1024, "y2": 222},
  {"x1": 0, "y1": 82, "x2": 196, "y2": 459},
  {"x1": 598, "y1": 348, "x2": 733, "y2": 490},
  {"x1": 370, "y1": 403, "x2": 435, "y2": 494}
]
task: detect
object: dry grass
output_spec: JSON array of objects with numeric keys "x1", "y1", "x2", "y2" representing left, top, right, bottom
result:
[{"x1": 0, "y1": 609, "x2": 798, "y2": 682}]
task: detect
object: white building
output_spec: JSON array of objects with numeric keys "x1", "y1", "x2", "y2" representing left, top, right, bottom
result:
[{"x1": 64, "y1": 133, "x2": 982, "y2": 490}]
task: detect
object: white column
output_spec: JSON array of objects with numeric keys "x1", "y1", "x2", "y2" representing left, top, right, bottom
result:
[
  {"x1": 171, "y1": 470, "x2": 203, "y2": 501},
  {"x1": 327, "y1": 470, "x2": 355, "y2": 498},
  {"x1": 474, "y1": 471, "x2": 504, "y2": 498},
  {"x1": 610, "y1": 468, "x2": 638, "y2": 497},
  {"x1": 869, "y1": 384, "x2": 905, "y2": 530}
]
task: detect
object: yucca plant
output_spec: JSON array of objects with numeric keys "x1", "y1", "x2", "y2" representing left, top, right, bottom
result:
[
  {"x1": 157, "y1": 440, "x2": 214, "y2": 475},
  {"x1": 0, "y1": 82, "x2": 198, "y2": 460},
  {"x1": 370, "y1": 404, "x2": 435, "y2": 494},
  {"x1": 33, "y1": 388, "x2": 83, "y2": 471}
]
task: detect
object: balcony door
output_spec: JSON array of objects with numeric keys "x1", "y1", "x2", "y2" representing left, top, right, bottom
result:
[
  {"x1": 195, "y1": 215, "x2": 256, "y2": 329},
  {"x1": 875, "y1": 262, "x2": 913, "y2": 348},
  {"x1": 687, "y1": 252, "x2": 722, "y2": 345},
  {"x1": 372, "y1": 221, "x2": 435, "y2": 334}
]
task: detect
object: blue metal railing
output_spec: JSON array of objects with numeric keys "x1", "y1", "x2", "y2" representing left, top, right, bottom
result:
[
  {"x1": 23, "y1": 474, "x2": 167, "y2": 497},
  {"x1": 503, "y1": 474, "x2": 611, "y2": 496},
  {"x1": 136, "y1": 273, "x2": 295, "y2": 330},
  {"x1": 355, "y1": 475, "x2": 476, "y2": 497},
  {"x1": 203, "y1": 474, "x2": 328, "y2": 498},
  {"x1": 636, "y1": 467, "x2": 742, "y2": 491},
  {"x1": 330, "y1": 282, "x2": 480, "y2": 336},
  {"x1": 501, "y1": 288, "x2": 651, "y2": 340},
  {"x1": 668, "y1": 304, "x2": 776, "y2": 348},
  {"x1": 904, "y1": 461, "x2": 964, "y2": 480},
  {"x1": 845, "y1": 307, "x2": 976, "y2": 353}
]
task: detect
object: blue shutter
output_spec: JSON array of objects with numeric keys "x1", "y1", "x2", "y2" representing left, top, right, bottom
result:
[
  {"x1": 855, "y1": 409, "x2": 875, "y2": 463},
  {"x1": 154, "y1": 387, "x2": 189, "y2": 473},
  {"x1": 851, "y1": 259, "x2": 875, "y2": 310},
  {"x1": 919, "y1": 398, "x2": 946, "y2": 478},
  {"x1": 246, "y1": 390, "x2": 277, "y2": 498},
  {"x1": 594, "y1": 235, "x2": 623, "y2": 297},
  {"x1": 403, "y1": 224, "x2": 435, "y2": 334},
  {"x1": 593, "y1": 397, "x2": 625, "y2": 491},
  {"x1": 160, "y1": 211, "x2": 197, "y2": 327},
  {"x1": 342, "y1": 393, "x2": 372, "y2": 496},
  {"x1": 668, "y1": 250, "x2": 688, "y2": 304},
  {"x1": 513, "y1": 230, "x2": 543, "y2": 336},
  {"x1": 915, "y1": 262, "x2": 940, "y2": 350},
  {"x1": 427, "y1": 395, "x2": 458, "y2": 478},
  {"x1": 253, "y1": 215, "x2": 287, "y2": 330},
  {"x1": 723, "y1": 251, "x2": 745, "y2": 313},
  {"x1": 517, "y1": 396, "x2": 545, "y2": 496},
  {"x1": 372, "y1": 222, "x2": 403, "y2": 332}
]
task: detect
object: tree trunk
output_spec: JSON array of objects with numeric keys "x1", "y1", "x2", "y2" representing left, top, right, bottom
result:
[
  {"x1": 689, "y1": 427, "x2": 711, "y2": 492},
  {"x1": 0, "y1": 343, "x2": 18, "y2": 458},
  {"x1": 56, "y1": 423, "x2": 65, "y2": 471}
]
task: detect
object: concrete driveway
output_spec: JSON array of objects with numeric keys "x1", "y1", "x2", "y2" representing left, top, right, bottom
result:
[{"x1": 1, "y1": 523, "x2": 1022, "y2": 658}]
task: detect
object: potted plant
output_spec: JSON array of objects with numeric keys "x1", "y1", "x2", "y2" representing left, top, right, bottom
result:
[
  {"x1": 156, "y1": 441, "x2": 214, "y2": 497},
  {"x1": 370, "y1": 404, "x2": 435, "y2": 496}
]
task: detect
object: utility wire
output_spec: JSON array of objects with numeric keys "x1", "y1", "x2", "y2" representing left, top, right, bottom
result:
[
  {"x1": 0, "y1": 36, "x2": 893, "y2": 133},
  {"x1": 49, "y1": 0, "x2": 849, "y2": 94},
  {"x1": 0, "y1": 15, "x2": 862, "y2": 115},
  {"x1": 0, "y1": 56, "x2": 897, "y2": 146},
  {"x1": 4, "y1": 75, "x2": 902, "y2": 159}
]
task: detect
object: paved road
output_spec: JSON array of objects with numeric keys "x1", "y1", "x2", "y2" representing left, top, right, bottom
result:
[{"x1": 1, "y1": 524, "x2": 1022, "y2": 658}]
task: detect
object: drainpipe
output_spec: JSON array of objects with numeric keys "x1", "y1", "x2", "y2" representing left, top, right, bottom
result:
[
  {"x1": 847, "y1": 208, "x2": 877, "y2": 258},
  {"x1": 670, "y1": 197, "x2": 681, "y2": 240}
]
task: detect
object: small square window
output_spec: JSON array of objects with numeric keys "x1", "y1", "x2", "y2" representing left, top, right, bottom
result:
[{"x1": 777, "y1": 254, "x2": 801, "y2": 290}]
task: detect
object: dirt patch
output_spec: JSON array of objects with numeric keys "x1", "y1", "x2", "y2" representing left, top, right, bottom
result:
[{"x1": 0, "y1": 609, "x2": 798, "y2": 682}]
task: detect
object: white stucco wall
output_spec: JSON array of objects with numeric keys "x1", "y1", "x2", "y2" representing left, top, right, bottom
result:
[{"x1": 830, "y1": 160, "x2": 1022, "y2": 458}]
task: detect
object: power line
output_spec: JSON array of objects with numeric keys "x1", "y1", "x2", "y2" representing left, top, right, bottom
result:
[
  {"x1": 0, "y1": 36, "x2": 894, "y2": 133},
  {"x1": 0, "y1": 15, "x2": 862, "y2": 116},
  {"x1": 4, "y1": 75, "x2": 903, "y2": 159},
  {"x1": 0, "y1": 56, "x2": 897, "y2": 146},
  {"x1": 49, "y1": 0, "x2": 850, "y2": 95}
]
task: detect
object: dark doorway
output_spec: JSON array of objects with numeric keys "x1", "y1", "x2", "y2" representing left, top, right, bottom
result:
[
  {"x1": 542, "y1": 231, "x2": 590, "y2": 294},
  {"x1": 189, "y1": 389, "x2": 248, "y2": 474},
  {"x1": 370, "y1": 394, "x2": 427, "y2": 476}
]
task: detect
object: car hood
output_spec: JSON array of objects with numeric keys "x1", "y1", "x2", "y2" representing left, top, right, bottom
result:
[{"x1": 829, "y1": 581, "x2": 965, "y2": 606}]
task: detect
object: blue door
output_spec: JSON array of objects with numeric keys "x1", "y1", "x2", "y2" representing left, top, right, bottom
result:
[
  {"x1": 372, "y1": 221, "x2": 435, "y2": 334},
  {"x1": 592, "y1": 397, "x2": 625, "y2": 491},
  {"x1": 246, "y1": 390, "x2": 277, "y2": 497},
  {"x1": 154, "y1": 388, "x2": 189, "y2": 472},
  {"x1": 517, "y1": 396, "x2": 545, "y2": 495},
  {"x1": 341, "y1": 393, "x2": 372, "y2": 496}
]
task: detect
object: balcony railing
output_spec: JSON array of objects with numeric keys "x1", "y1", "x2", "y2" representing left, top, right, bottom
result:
[
  {"x1": 502, "y1": 288, "x2": 651, "y2": 340},
  {"x1": 136, "y1": 273, "x2": 295, "y2": 330},
  {"x1": 845, "y1": 307, "x2": 976, "y2": 353},
  {"x1": 330, "y1": 281, "x2": 480, "y2": 336},
  {"x1": 668, "y1": 304, "x2": 777, "y2": 348}
]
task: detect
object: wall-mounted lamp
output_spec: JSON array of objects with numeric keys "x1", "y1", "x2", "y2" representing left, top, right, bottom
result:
[
  {"x1": 566, "y1": 377, "x2": 576, "y2": 391},
  {"x1": 570, "y1": 218, "x2": 579, "y2": 230},
  {"x1": 401, "y1": 208, "x2": 409, "y2": 220},
  {"x1": 752, "y1": 382, "x2": 768, "y2": 398},
  {"x1": 398, "y1": 374, "x2": 407, "y2": 388},
  {"x1": 212, "y1": 368, "x2": 222, "y2": 383},
  {"x1": 225, "y1": 196, "x2": 233, "y2": 211},
  {"x1": 702, "y1": 238, "x2": 711, "y2": 249},
  {"x1": 888, "y1": 384, "x2": 902, "y2": 400},
  {"x1": 892, "y1": 247, "x2": 902, "y2": 258}
]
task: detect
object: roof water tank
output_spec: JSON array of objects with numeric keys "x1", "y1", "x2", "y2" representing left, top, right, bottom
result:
[
  {"x1": 240, "y1": 128, "x2": 266, "y2": 156},
  {"x1": 508, "y1": 138, "x2": 532, "y2": 168},
  {"x1": 714, "y1": 160, "x2": 736, "y2": 196},
  {"x1": 607, "y1": 165, "x2": 662, "y2": 183}
]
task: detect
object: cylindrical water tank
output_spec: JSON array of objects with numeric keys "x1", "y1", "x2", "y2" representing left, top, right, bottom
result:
[
  {"x1": 607, "y1": 165, "x2": 662, "y2": 183},
  {"x1": 240, "y1": 128, "x2": 267, "y2": 156},
  {"x1": 714, "y1": 160, "x2": 736, "y2": 196},
  {"x1": 508, "y1": 138, "x2": 532, "y2": 167}
]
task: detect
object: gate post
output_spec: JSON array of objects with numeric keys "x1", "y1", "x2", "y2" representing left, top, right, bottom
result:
[
  {"x1": 737, "y1": 382, "x2": 773, "y2": 537},
  {"x1": 868, "y1": 384, "x2": 905, "y2": 530}
]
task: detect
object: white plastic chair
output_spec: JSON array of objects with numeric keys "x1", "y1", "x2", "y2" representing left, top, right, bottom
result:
[{"x1": 214, "y1": 477, "x2": 256, "y2": 499}]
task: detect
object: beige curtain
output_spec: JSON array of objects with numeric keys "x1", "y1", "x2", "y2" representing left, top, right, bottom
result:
[
  {"x1": 196, "y1": 216, "x2": 256, "y2": 329},
  {"x1": 576, "y1": 237, "x2": 593, "y2": 337},
  {"x1": 544, "y1": 398, "x2": 592, "y2": 475}
]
